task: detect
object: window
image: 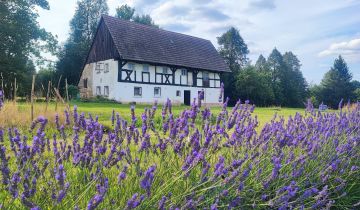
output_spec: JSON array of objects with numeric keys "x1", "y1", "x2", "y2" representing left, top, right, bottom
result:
[
  {"x1": 104, "y1": 63, "x2": 109, "y2": 73},
  {"x1": 128, "y1": 63, "x2": 135, "y2": 70},
  {"x1": 83, "y1": 78, "x2": 88, "y2": 88},
  {"x1": 104, "y1": 86, "x2": 109, "y2": 97},
  {"x1": 154, "y1": 87, "x2": 161, "y2": 97},
  {"x1": 95, "y1": 63, "x2": 104, "y2": 74},
  {"x1": 181, "y1": 69, "x2": 187, "y2": 76},
  {"x1": 203, "y1": 72, "x2": 209, "y2": 87},
  {"x1": 176, "y1": 90, "x2": 181, "y2": 97},
  {"x1": 134, "y1": 87, "x2": 142, "y2": 97},
  {"x1": 96, "y1": 86, "x2": 101, "y2": 95},
  {"x1": 162, "y1": 67, "x2": 168, "y2": 74},
  {"x1": 143, "y1": 64, "x2": 149, "y2": 72}
]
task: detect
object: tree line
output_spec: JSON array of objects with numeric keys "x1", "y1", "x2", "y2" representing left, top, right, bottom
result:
[
  {"x1": 1, "y1": 0, "x2": 359, "y2": 107},
  {"x1": 217, "y1": 28, "x2": 359, "y2": 108}
]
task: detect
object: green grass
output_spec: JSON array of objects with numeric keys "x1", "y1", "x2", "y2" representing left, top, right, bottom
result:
[
  {"x1": 9, "y1": 100, "x2": 304, "y2": 129},
  {"x1": 70, "y1": 101, "x2": 304, "y2": 127}
]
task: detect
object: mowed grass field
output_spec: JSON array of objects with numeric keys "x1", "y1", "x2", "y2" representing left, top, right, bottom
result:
[{"x1": 2, "y1": 100, "x2": 305, "y2": 129}]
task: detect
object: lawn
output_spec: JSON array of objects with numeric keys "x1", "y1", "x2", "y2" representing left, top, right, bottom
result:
[{"x1": 4, "y1": 100, "x2": 305, "y2": 129}]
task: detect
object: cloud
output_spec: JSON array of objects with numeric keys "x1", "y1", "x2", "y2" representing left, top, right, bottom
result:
[
  {"x1": 248, "y1": 0, "x2": 276, "y2": 11},
  {"x1": 163, "y1": 23, "x2": 191, "y2": 32},
  {"x1": 195, "y1": 7, "x2": 229, "y2": 21},
  {"x1": 318, "y1": 38, "x2": 360, "y2": 60}
]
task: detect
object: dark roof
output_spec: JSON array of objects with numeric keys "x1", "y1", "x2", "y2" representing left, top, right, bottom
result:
[{"x1": 102, "y1": 15, "x2": 230, "y2": 72}]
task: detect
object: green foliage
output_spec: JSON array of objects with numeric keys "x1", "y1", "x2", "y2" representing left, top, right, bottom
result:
[
  {"x1": 354, "y1": 88, "x2": 360, "y2": 101},
  {"x1": 35, "y1": 65, "x2": 56, "y2": 96},
  {"x1": 217, "y1": 27, "x2": 249, "y2": 105},
  {"x1": 267, "y1": 48, "x2": 286, "y2": 105},
  {"x1": 116, "y1": 4, "x2": 135, "y2": 20},
  {"x1": 56, "y1": 0, "x2": 108, "y2": 86},
  {"x1": 255, "y1": 54, "x2": 268, "y2": 72},
  {"x1": 115, "y1": 4, "x2": 158, "y2": 28},
  {"x1": 217, "y1": 27, "x2": 249, "y2": 71},
  {"x1": 318, "y1": 56, "x2": 355, "y2": 108},
  {"x1": 67, "y1": 85, "x2": 79, "y2": 100},
  {"x1": 251, "y1": 50, "x2": 308, "y2": 107},
  {"x1": 235, "y1": 65, "x2": 274, "y2": 106},
  {"x1": 0, "y1": 0, "x2": 57, "y2": 97},
  {"x1": 308, "y1": 84, "x2": 322, "y2": 106},
  {"x1": 282, "y1": 52, "x2": 308, "y2": 107},
  {"x1": 216, "y1": 26, "x2": 308, "y2": 108}
]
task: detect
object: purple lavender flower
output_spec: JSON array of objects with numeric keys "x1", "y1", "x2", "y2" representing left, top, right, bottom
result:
[
  {"x1": 158, "y1": 195, "x2": 167, "y2": 210},
  {"x1": 0, "y1": 146, "x2": 10, "y2": 185},
  {"x1": 64, "y1": 109, "x2": 70, "y2": 125},
  {"x1": 118, "y1": 166, "x2": 128, "y2": 184},
  {"x1": 87, "y1": 178, "x2": 109, "y2": 210},
  {"x1": 213, "y1": 156, "x2": 226, "y2": 178},
  {"x1": 126, "y1": 193, "x2": 145, "y2": 209},
  {"x1": 140, "y1": 165, "x2": 156, "y2": 197}
]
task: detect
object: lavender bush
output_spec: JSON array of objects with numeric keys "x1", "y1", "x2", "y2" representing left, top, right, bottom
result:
[{"x1": 0, "y1": 97, "x2": 359, "y2": 209}]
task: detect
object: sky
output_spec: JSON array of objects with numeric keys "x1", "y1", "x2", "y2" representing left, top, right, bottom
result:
[{"x1": 37, "y1": 0, "x2": 360, "y2": 84}]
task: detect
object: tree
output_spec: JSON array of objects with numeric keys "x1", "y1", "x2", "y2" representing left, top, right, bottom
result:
[
  {"x1": 255, "y1": 54, "x2": 268, "y2": 72},
  {"x1": 319, "y1": 55, "x2": 354, "y2": 108},
  {"x1": 56, "y1": 0, "x2": 108, "y2": 86},
  {"x1": 283, "y1": 52, "x2": 308, "y2": 107},
  {"x1": 267, "y1": 48, "x2": 286, "y2": 105},
  {"x1": 36, "y1": 65, "x2": 56, "y2": 96},
  {"x1": 217, "y1": 27, "x2": 249, "y2": 105},
  {"x1": 0, "y1": 0, "x2": 57, "y2": 97},
  {"x1": 115, "y1": 4, "x2": 158, "y2": 27},
  {"x1": 217, "y1": 27, "x2": 249, "y2": 71},
  {"x1": 235, "y1": 65, "x2": 274, "y2": 106},
  {"x1": 116, "y1": 4, "x2": 135, "y2": 20}
]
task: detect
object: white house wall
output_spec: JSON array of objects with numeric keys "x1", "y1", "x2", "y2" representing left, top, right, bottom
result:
[
  {"x1": 112, "y1": 83, "x2": 221, "y2": 104},
  {"x1": 89, "y1": 59, "x2": 223, "y2": 104}
]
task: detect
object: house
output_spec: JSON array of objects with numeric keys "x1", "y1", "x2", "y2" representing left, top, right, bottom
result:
[{"x1": 78, "y1": 15, "x2": 230, "y2": 105}]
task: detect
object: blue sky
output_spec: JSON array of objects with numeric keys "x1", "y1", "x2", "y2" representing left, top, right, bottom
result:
[{"x1": 38, "y1": 0, "x2": 360, "y2": 84}]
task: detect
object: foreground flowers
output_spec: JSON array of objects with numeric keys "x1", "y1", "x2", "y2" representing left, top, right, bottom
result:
[{"x1": 0, "y1": 98, "x2": 359, "y2": 209}]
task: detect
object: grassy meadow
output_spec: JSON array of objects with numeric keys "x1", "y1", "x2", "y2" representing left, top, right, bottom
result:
[{"x1": 1, "y1": 100, "x2": 304, "y2": 129}]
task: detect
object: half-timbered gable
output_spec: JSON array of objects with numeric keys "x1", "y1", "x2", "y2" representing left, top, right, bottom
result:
[{"x1": 79, "y1": 15, "x2": 230, "y2": 105}]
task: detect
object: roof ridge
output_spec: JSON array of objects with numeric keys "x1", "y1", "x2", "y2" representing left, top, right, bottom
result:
[{"x1": 101, "y1": 14, "x2": 212, "y2": 43}]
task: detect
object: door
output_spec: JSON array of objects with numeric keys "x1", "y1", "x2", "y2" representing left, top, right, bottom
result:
[{"x1": 184, "y1": 90, "x2": 191, "y2": 106}]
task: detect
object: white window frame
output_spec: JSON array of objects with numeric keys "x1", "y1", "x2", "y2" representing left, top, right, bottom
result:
[
  {"x1": 128, "y1": 63, "x2": 135, "y2": 70},
  {"x1": 96, "y1": 86, "x2": 101, "y2": 95},
  {"x1": 143, "y1": 64, "x2": 149, "y2": 72},
  {"x1": 181, "y1": 69, "x2": 187, "y2": 76},
  {"x1": 104, "y1": 86, "x2": 109, "y2": 97},
  {"x1": 176, "y1": 90, "x2": 181, "y2": 97},
  {"x1": 154, "y1": 87, "x2": 161, "y2": 98},
  {"x1": 202, "y1": 72, "x2": 210, "y2": 87},
  {"x1": 104, "y1": 63, "x2": 109, "y2": 73},
  {"x1": 95, "y1": 63, "x2": 104, "y2": 74},
  {"x1": 162, "y1": 67, "x2": 168, "y2": 74},
  {"x1": 134, "y1": 87, "x2": 142, "y2": 97}
]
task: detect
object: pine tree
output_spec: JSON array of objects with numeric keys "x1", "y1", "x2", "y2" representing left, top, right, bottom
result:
[
  {"x1": 267, "y1": 48, "x2": 286, "y2": 105},
  {"x1": 283, "y1": 52, "x2": 308, "y2": 107},
  {"x1": 255, "y1": 54, "x2": 268, "y2": 72},
  {"x1": 319, "y1": 55, "x2": 354, "y2": 108}
]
